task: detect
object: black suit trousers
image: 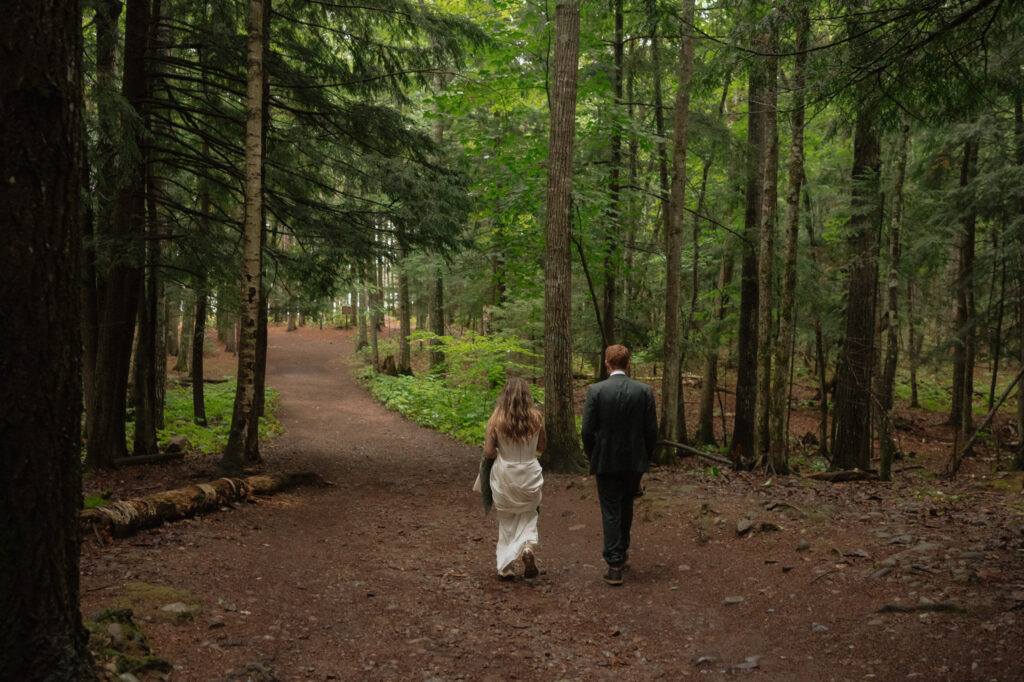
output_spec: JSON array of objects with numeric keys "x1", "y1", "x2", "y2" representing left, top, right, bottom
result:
[{"x1": 596, "y1": 471, "x2": 644, "y2": 567}]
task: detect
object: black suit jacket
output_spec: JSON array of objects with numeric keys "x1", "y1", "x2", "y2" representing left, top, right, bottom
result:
[{"x1": 581, "y1": 373, "x2": 658, "y2": 475}]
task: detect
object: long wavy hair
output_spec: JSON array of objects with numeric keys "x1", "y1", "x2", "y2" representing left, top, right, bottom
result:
[{"x1": 491, "y1": 377, "x2": 544, "y2": 443}]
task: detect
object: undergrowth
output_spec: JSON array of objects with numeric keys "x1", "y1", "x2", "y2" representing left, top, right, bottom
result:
[
  {"x1": 124, "y1": 379, "x2": 282, "y2": 455},
  {"x1": 358, "y1": 331, "x2": 544, "y2": 445},
  {"x1": 362, "y1": 371, "x2": 496, "y2": 444}
]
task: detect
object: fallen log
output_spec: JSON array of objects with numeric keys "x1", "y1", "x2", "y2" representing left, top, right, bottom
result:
[
  {"x1": 656, "y1": 440, "x2": 733, "y2": 466},
  {"x1": 877, "y1": 602, "x2": 965, "y2": 614},
  {"x1": 804, "y1": 469, "x2": 879, "y2": 483},
  {"x1": 112, "y1": 452, "x2": 185, "y2": 467},
  {"x1": 80, "y1": 471, "x2": 323, "y2": 540}
]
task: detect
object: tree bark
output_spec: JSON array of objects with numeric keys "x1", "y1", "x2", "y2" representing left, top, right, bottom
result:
[
  {"x1": 878, "y1": 118, "x2": 910, "y2": 481},
  {"x1": 430, "y1": 267, "x2": 445, "y2": 370},
  {"x1": 600, "y1": 0, "x2": 625, "y2": 375},
  {"x1": 0, "y1": 0, "x2": 96, "y2": 674},
  {"x1": 244, "y1": 0, "x2": 272, "y2": 467},
  {"x1": 831, "y1": 89, "x2": 882, "y2": 472},
  {"x1": 1013, "y1": 90, "x2": 1024, "y2": 471},
  {"x1": 696, "y1": 247, "x2": 734, "y2": 447},
  {"x1": 543, "y1": 0, "x2": 585, "y2": 472},
  {"x1": 192, "y1": 288, "x2": 208, "y2": 426},
  {"x1": 357, "y1": 287, "x2": 370, "y2": 349},
  {"x1": 86, "y1": 0, "x2": 150, "y2": 469},
  {"x1": 222, "y1": 0, "x2": 266, "y2": 475},
  {"x1": 132, "y1": 0, "x2": 170, "y2": 455},
  {"x1": 731, "y1": 54, "x2": 766, "y2": 467},
  {"x1": 397, "y1": 242, "x2": 413, "y2": 375},
  {"x1": 175, "y1": 290, "x2": 194, "y2": 373},
  {"x1": 81, "y1": 0, "x2": 120, "y2": 458},
  {"x1": 953, "y1": 138, "x2": 979, "y2": 451},
  {"x1": 657, "y1": 0, "x2": 696, "y2": 463},
  {"x1": 907, "y1": 281, "x2": 922, "y2": 408},
  {"x1": 755, "y1": 25, "x2": 779, "y2": 464},
  {"x1": 166, "y1": 286, "x2": 181, "y2": 357},
  {"x1": 624, "y1": 41, "x2": 638, "y2": 309},
  {"x1": 987, "y1": 237, "x2": 1005, "y2": 411},
  {"x1": 768, "y1": 5, "x2": 808, "y2": 474},
  {"x1": 368, "y1": 279, "x2": 380, "y2": 371}
]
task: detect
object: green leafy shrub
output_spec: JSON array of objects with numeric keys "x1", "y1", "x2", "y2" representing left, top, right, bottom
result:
[
  {"x1": 360, "y1": 331, "x2": 547, "y2": 445},
  {"x1": 364, "y1": 374, "x2": 497, "y2": 444},
  {"x1": 410, "y1": 330, "x2": 539, "y2": 388}
]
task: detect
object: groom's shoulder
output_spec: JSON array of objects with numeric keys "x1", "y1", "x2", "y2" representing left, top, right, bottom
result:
[{"x1": 628, "y1": 376, "x2": 654, "y2": 394}]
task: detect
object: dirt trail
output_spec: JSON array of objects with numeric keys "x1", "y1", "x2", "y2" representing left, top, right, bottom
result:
[{"x1": 81, "y1": 326, "x2": 1024, "y2": 681}]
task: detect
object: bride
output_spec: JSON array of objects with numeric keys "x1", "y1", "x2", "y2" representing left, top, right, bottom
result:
[{"x1": 481, "y1": 377, "x2": 546, "y2": 579}]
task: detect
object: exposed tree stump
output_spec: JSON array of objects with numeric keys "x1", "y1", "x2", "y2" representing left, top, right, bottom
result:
[{"x1": 81, "y1": 471, "x2": 323, "y2": 540}]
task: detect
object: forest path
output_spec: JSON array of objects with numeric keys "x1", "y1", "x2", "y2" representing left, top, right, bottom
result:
[{"x1": 80, "y1": 326, "x2": 1024, "y2": 681}]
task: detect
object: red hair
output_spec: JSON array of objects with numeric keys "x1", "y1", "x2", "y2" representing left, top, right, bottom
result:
[{"x1": 605, "y1": 344, "x2": 630, "y2": 370}]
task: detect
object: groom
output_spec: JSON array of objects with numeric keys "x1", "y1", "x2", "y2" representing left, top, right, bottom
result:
[{"x1": 581, "y1": 344, "x2": 658, "y2": 586}]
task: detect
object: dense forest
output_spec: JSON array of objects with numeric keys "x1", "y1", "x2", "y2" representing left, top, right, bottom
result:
[{"x1": 3, "y1": 0, "x2": 1024, "y2": 676}]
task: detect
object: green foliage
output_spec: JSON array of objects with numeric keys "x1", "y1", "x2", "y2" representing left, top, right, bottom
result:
[
  {"x1": 362, "y1": 330, "x2": 545, "y2": 444},
  {"x1": 410, "y1": 330, "x2": 540, "y2": 388},
  {"x1": 83, "y1": 492, "x2": 111, "y2": 509},
  {"x1": 364, "y1": 374, "x2": 497, "y2": 444},
  {"x1": 155, "y1": 380, "x2": 282, "y2": 454}
]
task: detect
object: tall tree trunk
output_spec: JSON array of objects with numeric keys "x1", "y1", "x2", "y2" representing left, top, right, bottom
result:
[
  {"x1": 543, "y1": 0, "x2": 585, "y2": 472},
  {"x1": 397, "y1": 243, "x2": 413, "y2": 374},
  {"x1": 166, "y1": 286, "x2": 180, "y2": 357},
  {"x1": 430, "y1": 267, "x2": 445, "y2": 369},
  {"x1": 357, "y1": 287, "x2": 369, "y2": 349},
  {"x1": 371, "y1": 256, "x2": 382, "y2": 371},
  {"x1": 650, "y1": 2, "x2": 669, "y2": 248},
  {"x1": 691, "y1": 80, "x2": 731, "y2": 448},
  {"x1": 81, "y1": 0, "x2": 120, "y2": 462},
  {"x1": 244, "y1": 0, "x2": 273, "y2": 467},
  {"x1": 767, "y1": 5, "x2": 808, "y2": 474},
  {"x1": 1013, "y1": 91, "x2": 1024, "y2": 471},
  {"x1": 192, "y1": 288, "x2": 208, "y2": 426},
  {"x1": 623, "y1": 41, "x2": 638, "y2": 308},
  {"x1": 86, "y1": 0, "x2": 150, "y2": 469},
  {"x1": 0, "y1": 0, "x2": 96, "y2": 674},
  {"x1": 955, "y1": 138, "x2": 979, "y2": 457},
  {"x1": 368, "y1": 281, "x2": 380, "y2": 371},
  {"x1": 657, "y1": 0, "x2": 696, "y2": 462},
  {"x1": 755, "y1": 26, "x2": 779, "y2": 463},
  {"x1": 132, "y1": 0, "x2": 169, "y2": 456},
  {"x1": 878, "y1": 118, "x2": 910, "y2": 481},
  {"x1": 831, "y1": 90, "x2": 882, "y2": 472},
  {"x1": 222, "y1": 0, "x2": 266, "y2": 475},
  {"x1": 246, "y1": 291, "x2": 268, "y2": 464},
  {"x1": 987, "y1": 236, "x2": 1005, "y2": 411},
  {"x1": 907, "y1": 281, "x2": 922, "y2": 408},
  {"x1": 696, "y1": 246, "x2": 734, "y2": 446},
  {"x1": 175, "y1": 291, "x2": 194, "y2": 373},
  {"x1": 600, "y1": 0, "x2": 625, "y2": 376},
  {"x1": 730, "y1": 54, "x2": 766, "y2": 467}
]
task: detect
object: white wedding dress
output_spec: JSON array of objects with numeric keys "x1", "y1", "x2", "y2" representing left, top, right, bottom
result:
[{"x1": 489, "y1": 428, "x2": 543, "y2": 576}]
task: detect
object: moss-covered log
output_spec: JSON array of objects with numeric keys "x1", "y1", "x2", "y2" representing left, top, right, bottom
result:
[{"x1": 81, "y1": 471, "x2": 322, "y2": 539}]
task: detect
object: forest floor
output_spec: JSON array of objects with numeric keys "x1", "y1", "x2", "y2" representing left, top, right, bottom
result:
[{"x1": 81, "y1": 325, "x2": 1024, "y2": 681}]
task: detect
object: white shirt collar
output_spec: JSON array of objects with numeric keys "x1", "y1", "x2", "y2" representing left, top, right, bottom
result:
[{"x1": 610, "y1": 370, "x2": 626, "y2": 377}]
